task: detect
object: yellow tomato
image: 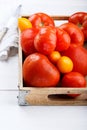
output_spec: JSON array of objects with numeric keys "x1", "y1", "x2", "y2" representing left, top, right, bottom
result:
[
  {"x1": 48, "y1": 51, "x2": 61, "y2": 64},
  {"x1": 18, "y1": 17, "x2": 32, "y2": 31},
  {"x1": 57, "y1": 56, "x2": 73, "y2": 73}
]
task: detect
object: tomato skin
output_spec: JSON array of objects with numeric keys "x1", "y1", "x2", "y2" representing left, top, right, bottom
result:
[
  {"x1": 21, "y1": 28, "x2": 39, "y2": 55},
  {"x1": 61, "y1": 44, "x2": 87, "y2": 76},
  {"x1": 59, "y1": 22, "x2": 84, "y2": 46},
  {"x1": 69, "y1": 12, "x2": 87, "y2": 41},
  {"x1": 56, "y1": 27, "x2": 71, "y2": 51},
  {"x1": 29, "y1": 12, "x2": 55, "y2": 28},
  {"x1": 48, "y1": 51, "x2": 61, "y2": 64},
  {"x1": 34, "y1": 26, "x2": 57, "y2": 55},
  {"x1": 18, "y1": 17, "x2": 32, "y2": 32},
  {"x1": 23, "y1": 53, "x2": 60, "y2": 87},
  {"x1": 61, "y1": 72, "x2": 86, "y2": 98},
  {"x1": 82, "y1": 21, "x2": 87, "y2": 42}
]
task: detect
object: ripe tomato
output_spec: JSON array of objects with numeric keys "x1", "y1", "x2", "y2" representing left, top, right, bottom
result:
[
  {"x1": 48, "y1": 51, "x2": 61, "y2": 64},
  {"x1": 34, "y1": 26, "x2": 57, "y2": 55},
  {"x1": 29, "y1": 12, "x2": 55, "y2": 28},
  {"x1": 61, "y1": 44, "x2": 87, "y2": 76},
  {"x1": 56, "y1": 27, "x2": 71, "y2": 51},
  {"x1": 61, "y1": 72, "x2": 86, "y2": 98},
  {"x1": 23, "y1": 53, "x2": 60, "y2": 87},
  {"x1": 59, "y1": 22, "x2": 84, "y2": 46},
  {"x1": 18, "y1": 17, "x2": 32, "y2": 32},
  {"x1": 57, "y1": 56, "x2": 73, "y2": 73},
  {"x1": 21, "y1": 28, "x2": 39, "y2": 56},
  {"x1": 69, "y1": 12, "x2": 87, "y2": 41}
]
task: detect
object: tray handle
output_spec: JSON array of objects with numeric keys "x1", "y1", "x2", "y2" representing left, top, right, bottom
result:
[{"x1": 25, "y1": 88, "x2": 87, "y2": 105}]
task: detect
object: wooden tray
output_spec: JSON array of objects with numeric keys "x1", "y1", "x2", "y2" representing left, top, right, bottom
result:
[{"x1": 18, "y1": 15, "x2": 87, "y2": 106}]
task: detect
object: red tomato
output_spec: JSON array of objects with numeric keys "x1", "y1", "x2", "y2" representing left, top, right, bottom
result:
[
  {"x1": 61, "y1": 44, "x2": 87, "y2": 76},
  {"x1": 56, "y1": 27, "x2": 71, "y2": 51},
  {"x1": 34, "y1": 26, "x2": 57, "y2": 55},
  {"x1": 23, "y1": 53, "x2": 60, "y2": 87},
  {"x1": 59, "y1": 22, "x2": 84, "y2": 46},
  {"x1": 29, "y1": 12, "x2": 55, "y2": 28},
  {"x1": 21, "y1": 28, "x2": 39, "y2": 56},
  {"x1": 69, "y1": 12, "x2": 87, "y2": 41},
  {"x1": 61, "y1": 72, "x2": 86, "y2": 98}
]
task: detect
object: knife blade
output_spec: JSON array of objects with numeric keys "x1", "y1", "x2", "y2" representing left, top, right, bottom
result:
[{"x1": 0, "y1": 4, "x2": 22, "y2": 42}]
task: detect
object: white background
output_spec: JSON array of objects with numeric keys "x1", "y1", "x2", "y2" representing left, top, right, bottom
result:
[{"x1": 0, "y1": 0, "x2": 87, "y2": 130}]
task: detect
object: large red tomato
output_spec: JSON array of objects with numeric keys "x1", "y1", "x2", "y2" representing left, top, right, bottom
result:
[
  {"x1": 61, "y1": 72, "x2": 86, "y2": 98},
  {"x1": 56, "y1": 27, "x2": 71, "y2": 51},
  {"x1": 34, "y1": 26, "x2": 57, "y2": 55},
  {"x1": 61, "y1": 44, "x2": 87, "y2": 76},
  {"x1": 21, "y1": 28, "x2": 39, "y2": 56},
  {"x1": 59, "y1": 22, "x2": 84, "y2": 46},
  {"x1": 69, "y1": 12, "x2": 87, "y2": 41},
  {"x1": 23, "y1": 53, "x2": 60, "y2": 87},
  {"x1": 29, "y1": 12, "x2": 55, "y2": 28}
]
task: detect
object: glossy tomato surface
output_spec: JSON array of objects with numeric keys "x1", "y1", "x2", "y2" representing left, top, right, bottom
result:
[
  {"x1": 59, "y1": 22, "x2": 84, "y2": 46},
  {"x1": 61, "y1": 44, "x2": 87, "y2": 76},
  {"x1": 69, "y1": 12, "x2": 87, "y2": 41},
  {"x1": 61, "y1": 72, "x2": 86, "y2": 98},
  {"x1": 21, "y1": 28, "x2": 39, "y2": 55},
  {"x1": 23, "y1": 53, "x2": 60, "y2": 87},
  {"x1": 56, "y1": 27, "x2": 71, "y2": 51},
  {"x1": 34, "y1": 26, "x2": 57, "y2": 55},
  {"x1": 29, "y1": 12, "x2": 55, "y2": 28}
]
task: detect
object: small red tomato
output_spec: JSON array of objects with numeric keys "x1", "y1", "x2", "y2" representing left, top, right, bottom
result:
[
  {"x1": 56, "y1": 27, "x2": 71, "y2": 51},
  {"x1": 59, "y1": 22, "x2": 84, "y2": 46},
  {"x1": 34, "y1": 26, "x2": 57, "y2": 55},
  {"x1": 69, "y1": 12, "x2": 87, "y2": 41},
  {"x1": 21, "y1": 28, "x2": 39, "y2": 56},
  {"x1": 61, "y1": 72, "x2": 86, "y2": 98},
  {"x1": 29, "y1": 12, "x2": 55, "y2": 28}
]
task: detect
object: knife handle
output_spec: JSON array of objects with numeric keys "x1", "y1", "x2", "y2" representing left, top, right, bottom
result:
[{"x1": 0, "y1": 27, "x2": 8, "y2": 42}]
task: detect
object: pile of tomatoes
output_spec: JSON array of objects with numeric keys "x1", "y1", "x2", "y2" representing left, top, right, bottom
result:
[{"x1": 18, "y1": 12, "x2": 87, "y2": 98}]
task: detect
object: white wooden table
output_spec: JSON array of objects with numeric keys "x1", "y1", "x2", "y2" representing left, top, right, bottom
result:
[{"x1": 0, "y1": 0, "x2": 87, "y2": 130}]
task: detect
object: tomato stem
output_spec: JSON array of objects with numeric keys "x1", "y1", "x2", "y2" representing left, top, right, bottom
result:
[{"x1": 77, "y1": 23, "x2": 82, "y2": 28}]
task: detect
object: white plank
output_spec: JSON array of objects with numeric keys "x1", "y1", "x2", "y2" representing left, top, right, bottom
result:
[
  {"x1": 0, "y1": 55, "x2": 18, "y2": 90},
  {"x1": 0, "y1": 91, "x2": 87, "y2": 130}
]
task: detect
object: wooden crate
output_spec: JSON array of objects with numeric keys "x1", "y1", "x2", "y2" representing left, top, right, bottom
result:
[{"x1": 18, "y1": 15, "x2": 87, "y2": 106}]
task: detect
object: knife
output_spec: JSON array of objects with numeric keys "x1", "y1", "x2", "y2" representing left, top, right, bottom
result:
[{"x1": 0, "y1": 4, "x2": 22, "y2": 42}]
